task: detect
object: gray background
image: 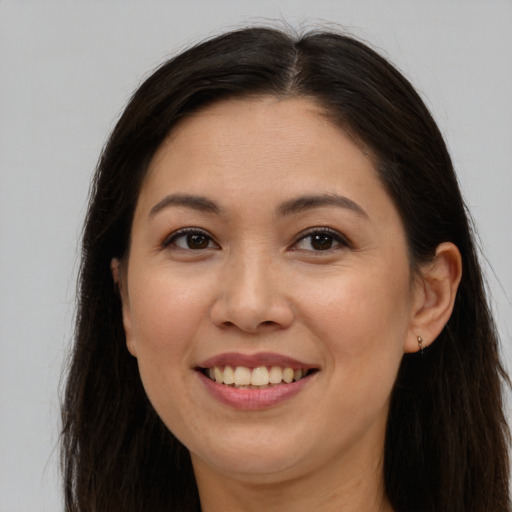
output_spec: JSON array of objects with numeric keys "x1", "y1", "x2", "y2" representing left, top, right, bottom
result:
[{"x1": 1, "y1": 1, "x2": 511, "y2": 510}]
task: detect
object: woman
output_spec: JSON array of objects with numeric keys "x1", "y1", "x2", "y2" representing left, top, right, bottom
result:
[{"x1": 61, "y1": 27, "x2": 511, "y2": 511}]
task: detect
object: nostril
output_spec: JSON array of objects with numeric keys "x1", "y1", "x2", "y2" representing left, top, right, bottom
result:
[{"x1": 220, "y1": 319, "x2": 277, "y2": 331}]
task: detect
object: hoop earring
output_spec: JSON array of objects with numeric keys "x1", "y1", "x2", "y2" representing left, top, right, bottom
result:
[{"x1": 417, "y1": 336, "x2": 424, "y2": 355}]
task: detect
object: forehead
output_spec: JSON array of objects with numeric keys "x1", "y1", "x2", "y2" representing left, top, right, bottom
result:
[
  {"x1": 131, "y1": 96, "x2": 408, "y2": 263},
  {"x1": 144, "y1": 97, "x2": 377, "y2": 195}
]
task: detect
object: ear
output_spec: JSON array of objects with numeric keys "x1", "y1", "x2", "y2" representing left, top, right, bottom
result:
[
  {"x1": 111, "y1": 257, "x2": 138, "y2": 358},
  {"x1": 404, "y1": 242, "x2": 462, "y2": 353}
]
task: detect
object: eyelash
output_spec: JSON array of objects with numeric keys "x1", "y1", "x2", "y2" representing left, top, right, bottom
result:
[
  {"x1": 292, "y1": 227, "x2": 352, "y2": 252},
  {"x1": 161, "y1": 227, "x2": 351, "y2": 252},
  {"x1": 162, "y1": 228, "x2": 219, "y2": 250}
]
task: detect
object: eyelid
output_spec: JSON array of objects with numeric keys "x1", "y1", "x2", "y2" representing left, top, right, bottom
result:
[
  {"x1": 161, "y1": 227, "x2": 219, "y2": 249},
  {"x1": 161, "y1": 226, "x2": 350, "y2": 251},
  {"x1": 291, "y1": 226, "x2": 352, "y2": 251}
]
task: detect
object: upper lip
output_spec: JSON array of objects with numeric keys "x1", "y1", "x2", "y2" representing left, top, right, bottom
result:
[{"x1": 197, "y1": 352, "x2": 318, "y2": 370}]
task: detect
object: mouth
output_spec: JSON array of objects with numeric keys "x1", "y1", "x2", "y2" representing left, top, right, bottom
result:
[
  {"x1": 199, "y1": 365, "x2": 318, "y2": 389},
  {"x1": 196, "y1": 353, "x2": 319, "y2": 409}
]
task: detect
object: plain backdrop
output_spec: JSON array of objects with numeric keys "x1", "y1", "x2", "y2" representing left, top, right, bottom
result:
[{"x1": 1, "y1": 1, "x2": 511, "y2": 510}]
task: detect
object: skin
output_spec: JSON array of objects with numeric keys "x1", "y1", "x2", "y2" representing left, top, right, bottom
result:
[{"x1": 113, "y1": 97, "x2": 461, "y2": 512}]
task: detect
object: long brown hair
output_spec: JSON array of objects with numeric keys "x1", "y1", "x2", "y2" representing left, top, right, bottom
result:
[{"x1": 61, "y1": 27, "x2": 511, "y2": 511}]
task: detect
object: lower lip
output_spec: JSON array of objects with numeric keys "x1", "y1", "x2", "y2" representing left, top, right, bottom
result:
[{"x1": 197, "y1": 371, "x2": 314, "y2": 410}]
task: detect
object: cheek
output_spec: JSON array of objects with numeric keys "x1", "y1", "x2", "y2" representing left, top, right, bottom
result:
[
  {"x1": 125, "y1": 271, "x2": 210, "y2": 396},
  {"x1": 297, "y1": 266, "x2": 411, "y2": 395},
  {"x1": 303, "y1": 269, "x2": 411, "y2": 347},
  {"x1": 128, "y1": 270, "x2": 209, "y2": 350},
  {"x1": 125, "y1": 274, "x2": 210, "y2": 438}
]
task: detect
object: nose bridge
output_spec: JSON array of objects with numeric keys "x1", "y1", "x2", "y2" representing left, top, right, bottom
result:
[
  {"x1": 210, "y1": 244, "x2": 293, "y2": 332},
  {"x1": 233, "y1": 248, "x2": 272, "y2": 306}
]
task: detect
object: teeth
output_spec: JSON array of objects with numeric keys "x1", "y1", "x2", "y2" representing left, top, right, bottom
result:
[
  {"x1": 250, "y1": 366, "x2": 269, "y2": 386},
  {"x1": 205, "y1": 365, "x2": 310, "y2": 387},
  {"x1": 269, "y1": 366, "x2": 283, "y2": 384},
  {"x1": 214, "y1": 367, "x2": 223, "y2": 384},
  {"x1": 283, "y1": 368, "x2": 294, "y2": 384},
  {"x1": 223, "y1": 365, "x2": 235, "y2": 385},
  {"x1": 233, "y1": 366, "x2": 251, "y2": 386}
]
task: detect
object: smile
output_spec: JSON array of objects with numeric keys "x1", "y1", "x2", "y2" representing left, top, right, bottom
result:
[
  {"x1": 196, "y1": 352, "x2": 319, "y2": 408},
  {"x1": 202, "y1": 365, "x2": 315, "y2": 388}
]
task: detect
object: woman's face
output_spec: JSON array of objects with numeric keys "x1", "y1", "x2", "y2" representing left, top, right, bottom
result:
[{"x1": 118, "y1": 97, "x2": 422, "y2": 484}]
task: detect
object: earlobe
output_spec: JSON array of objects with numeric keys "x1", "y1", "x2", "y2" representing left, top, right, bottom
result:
[
  {"x1": 110, "y1": 258, "x2": 138, "y2": 358},
  {"x1": 404, "y1": 242, "x2": 462, "y2": 353}
]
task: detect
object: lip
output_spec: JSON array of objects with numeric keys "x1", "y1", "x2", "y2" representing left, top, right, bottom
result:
[
  {"x1": 196, "y1": 370, "x2": 316, "y2": 410},
  {"x1": 197, "y1": 351, "x2": 316, "y2": 370}
]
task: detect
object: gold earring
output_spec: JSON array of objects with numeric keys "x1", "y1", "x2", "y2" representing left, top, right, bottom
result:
[{"x1": 417, "y1": 336, "x2": 424, "y2": 355}]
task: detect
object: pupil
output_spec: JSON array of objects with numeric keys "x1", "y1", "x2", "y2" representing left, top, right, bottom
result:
[
  {"x1": 311, "y1": 234, "x2": 333, "y2": 250},
  {"x1": 187, "y1": 234, "x2": 208, "y2": 249}
]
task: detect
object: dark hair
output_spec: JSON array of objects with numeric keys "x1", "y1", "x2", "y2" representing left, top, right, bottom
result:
[{"x1": 61, "y1": 26, "x2": 511, "y2": 511}]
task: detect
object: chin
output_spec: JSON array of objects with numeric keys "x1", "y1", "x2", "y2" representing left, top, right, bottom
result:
[
  {"x1": 188, "y1": 426, "x2": 321, "y2": 483},
  {"x1": 195, "y1": 452, "x2": 308, "y2": 484}
]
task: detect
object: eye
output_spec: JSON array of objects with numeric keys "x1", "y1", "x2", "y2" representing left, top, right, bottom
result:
[
  {"x1": 163, "y1": 228, "x2": 218, "y2": 250},
  {"x1": 293, "y1": 228, "x2": 350, "y2": 252}
]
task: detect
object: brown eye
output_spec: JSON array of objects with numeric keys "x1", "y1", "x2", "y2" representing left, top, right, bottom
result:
[
  {"x1": 310, "y1": 233, "x2": 334, "y2": 250},
  {"x1": 185, "y1": 233, "x2": 210, "y2": 249},
  {"x1": 164, "y1": 229, "x2": 217, "y2": 250},
  {"x1": 293, "y1": 228, "x2": 349, "y2": 252}
]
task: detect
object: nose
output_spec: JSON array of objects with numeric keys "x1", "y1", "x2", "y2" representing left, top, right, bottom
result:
[{"x1": 209, "y1": 252, "x2": 294, "y2": 333}]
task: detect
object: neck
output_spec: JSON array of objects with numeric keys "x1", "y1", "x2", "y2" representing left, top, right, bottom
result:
[{"x1": 192, "y1": 439, "x2": 393, "y2": 512}]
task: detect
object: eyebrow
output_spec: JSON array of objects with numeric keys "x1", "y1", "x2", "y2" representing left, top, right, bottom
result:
[
  {"x1": 149, "y1": 193, "x2": 223, "y2": 217},
  {"x1": 278, "y1": 193, "x2": 369, "y2": 219},
  {"x1": 148, "y1": 192, "x2": 368, "y2": 220}
]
